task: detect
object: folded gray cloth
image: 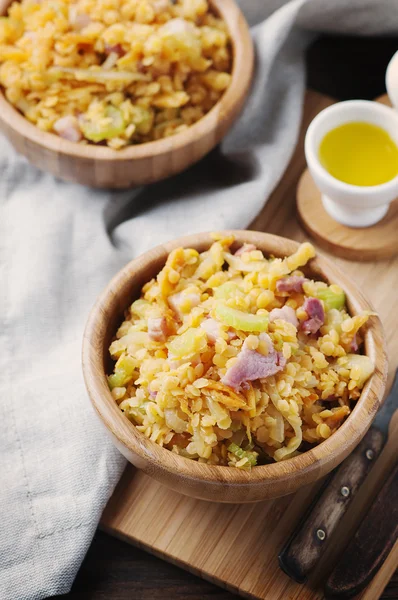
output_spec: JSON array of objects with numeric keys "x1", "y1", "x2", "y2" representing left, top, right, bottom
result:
[{"x1": 1, "y1": 1, "x2": 397, "y2": 598}]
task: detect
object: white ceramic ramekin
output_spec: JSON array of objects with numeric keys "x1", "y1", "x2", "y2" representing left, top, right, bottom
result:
[
  {"x1": 386, "y1": 50, "x2": 398, "y2": 110},
  {"x1": 304, "y1": 100, "x2": 398, "y2": 228}
]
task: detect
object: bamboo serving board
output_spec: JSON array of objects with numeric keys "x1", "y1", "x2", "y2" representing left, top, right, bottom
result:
[{"x1": 101, "y1": 90, "x2": 398, "y2": 600}]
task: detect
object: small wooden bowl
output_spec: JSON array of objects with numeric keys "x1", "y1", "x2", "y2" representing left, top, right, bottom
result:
[
  {"x1": 0, "y1": 0, "x2": 253, "y2": 189},
  {"x1": 82, "y1": 231, "x2": 387, "y2": 503}
]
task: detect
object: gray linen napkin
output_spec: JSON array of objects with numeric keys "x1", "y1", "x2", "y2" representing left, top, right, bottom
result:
[{"x1": 1, "y1": 1, "x2": 397, "y2": 598}]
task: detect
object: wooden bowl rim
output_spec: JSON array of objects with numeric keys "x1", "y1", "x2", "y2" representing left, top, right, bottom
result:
[
  {"x1": 82, "y1": 230, "x2": 388, "y2": 486},
  {"x1": 0, "y1": 0, "x2": 253, "y2": 161}
]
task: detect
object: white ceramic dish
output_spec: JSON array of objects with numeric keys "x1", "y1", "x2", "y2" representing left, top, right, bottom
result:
[
  {"x1": 305, "y1": 100, "x2": 398, "y2": 228},
  {"x1": 386, "y1": 50, "x2": 398, "y2": 110}
]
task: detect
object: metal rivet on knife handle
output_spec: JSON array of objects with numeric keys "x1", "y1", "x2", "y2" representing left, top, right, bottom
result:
[
  {"x1": 340, "y1": 486, "x2": 350, "y2": 497},
  {"x1": 366, "y1": 449, "x2": 374, "y2": 460},
  {"x1": 316, "y1": 529, "x2": 326, "y2": 541}
]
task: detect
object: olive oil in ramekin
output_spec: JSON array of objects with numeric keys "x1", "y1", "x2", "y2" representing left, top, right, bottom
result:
[{"x1": 319, "y1": 122, "x2": 398, "y2": 186}]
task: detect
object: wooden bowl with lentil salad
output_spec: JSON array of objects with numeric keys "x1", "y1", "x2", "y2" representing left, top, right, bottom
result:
[
  {"x1": 0, "y1": 0, "x2": 253, "y2": 188},
  {"x1": 82, "y1": 231, "x2": 387, "y2": 503}
]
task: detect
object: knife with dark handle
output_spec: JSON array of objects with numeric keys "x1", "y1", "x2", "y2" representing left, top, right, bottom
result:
[
  {"x1": 324, "y1": 459, "x2": 398, "y2": 599},
  {"x1": 279, "y1": 368, "x2": 398, "y2": 584}
]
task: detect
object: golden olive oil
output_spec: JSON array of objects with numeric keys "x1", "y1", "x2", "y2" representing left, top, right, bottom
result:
[{"x1": 319, "y1": 121, "x2": 398, "y2": 186}]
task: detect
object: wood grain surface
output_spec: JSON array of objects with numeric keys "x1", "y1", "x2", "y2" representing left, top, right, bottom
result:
[
  {"x1": 0, "y1": 0, "x2": 254, "y2": 188},
  {"x1": 58, "y1": 530, "x2": 398, "y2": 600},
  {"x1": 297, "y1": 168, "x2": 398, "y2": 261},
  {"x1": 57, "y1": 34, "x2": 398, "y2": 600}
]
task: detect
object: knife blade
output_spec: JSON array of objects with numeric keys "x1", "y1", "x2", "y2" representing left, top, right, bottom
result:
[
  {"x1": 278, "y1": 368, "x2": 398, "y2": 584},
  {"x1": 324, "y1": 459, "x2": 398, "y2": 599}
]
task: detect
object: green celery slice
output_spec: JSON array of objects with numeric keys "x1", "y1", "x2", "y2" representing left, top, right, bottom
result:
[
  {"x1": 108, "y1": 354, "x2": 136, "y2": 389},
  {"x1": 166, "y1": 327, "x2": 207, "y2": 359},
  {"x1": 215, "y1": 303, "x2": 268, "y2": 333},
  {"x1": 228, "y1": 442, "x2": 258, "y2": 466},
  {"x1": 316, "y1": 286, "x2": 346, "y2": 311},
  {"x1": 81, "y1": 106, "x2": 125, "y2": 142},
  {"x1": 214, "y1": 282, "x2": 244, "y2": 300}
]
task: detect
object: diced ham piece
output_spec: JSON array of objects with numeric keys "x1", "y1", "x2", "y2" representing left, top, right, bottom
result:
[
  {"x1": 53, "y1": 116, "x2": 82, "y2": 142},
  {"x1": 269, "y1": 305, "x2": 298, "y2": 328},
  {"x1": 200, "y1": 318, "x2": 222, "y2": 344},
  {"x1": 276, "y1": 276, "x2": 306, "y2": 294},
  {"x1": 69, "y1": 12, "x2": 91, "y2": 31},
  {"x1": 168, "y1": 291, "x2": 200, "y2": 318},
  {"x1": 200, "y1": 318, "x2": 235, "y2": 344},
  {"x1": 104, "y1": 43, "x2": 126, "y2": 58},
  {"x1": 148, "y1": 316, "x2": 168, "y2": 342},
  {"x1": 221, "y1": 333, "x2": 286, "y2": 390},
  {"x1": 152, "y1": 0, "x2": 171, "y2": 12},
  {"x1": 22, "y1": 31, "x2": 36, "y2": 41},
  {"x1": 324, "y1": 394, "x2": 338, "y2": 402},
  {"x1": 301, "y1": 297, "x2": 325, "y2": 335},
  {"x1": 234, "y1": 243, "x2": 256, "y2": 256},
  {"x1": 161, "y1": 18, "x2": 195, "y2": 35},
  {"x1": 149, "y1": 390, "x2": 158, "y2": 399},
  {"x1": 350, "y1": 334, "x2": 358, "y2": 352}
]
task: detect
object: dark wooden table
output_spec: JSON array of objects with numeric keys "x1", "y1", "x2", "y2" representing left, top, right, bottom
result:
[{"x1": 59, "y1": 34, "x2": 398, "y2": 600}]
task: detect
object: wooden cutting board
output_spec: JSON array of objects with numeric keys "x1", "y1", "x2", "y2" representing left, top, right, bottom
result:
[{"x1": 101, "y1": 90, "x2": 398, "y2": 600}]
